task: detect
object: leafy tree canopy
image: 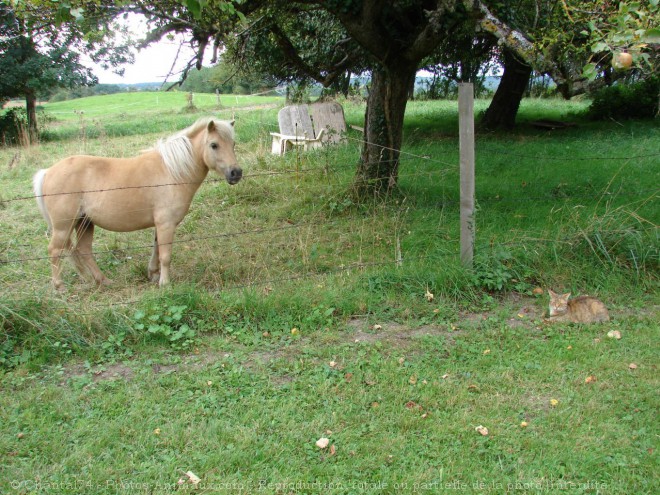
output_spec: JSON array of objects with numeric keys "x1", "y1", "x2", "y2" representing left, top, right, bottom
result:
[
  {"x1": 2, "y1": 0, "x2": 136, "y2": 140},
  {"x1": 576, "y1": 0, "x2": 659, "y2": 80}
]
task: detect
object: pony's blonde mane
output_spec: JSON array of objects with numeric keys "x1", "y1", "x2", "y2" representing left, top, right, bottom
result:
[{"x1": 154, "y1": 117, "x2": 235, "y2": 182}]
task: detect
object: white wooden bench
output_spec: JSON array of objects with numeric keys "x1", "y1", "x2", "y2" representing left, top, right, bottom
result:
[{"x1": 270, "y1": 102, "x2": 347, "y2": 155}]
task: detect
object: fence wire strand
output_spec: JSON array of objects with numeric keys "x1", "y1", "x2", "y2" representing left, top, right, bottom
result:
[{"x1": 1, "y1": 99, "x2": 657, "y2": 304}]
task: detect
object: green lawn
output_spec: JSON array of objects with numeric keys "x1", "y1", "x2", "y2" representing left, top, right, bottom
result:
[
  {"x1": 43, "y1": 91, "x2": 283, "y2": 120},
  {"x1": 0, "y1": 94, "x2": 658, "y2": 494}
]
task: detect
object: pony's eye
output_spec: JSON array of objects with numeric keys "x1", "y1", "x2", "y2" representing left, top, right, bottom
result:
[{"x1": 210, "y1": 143, "x2": 218, "y2": 150}]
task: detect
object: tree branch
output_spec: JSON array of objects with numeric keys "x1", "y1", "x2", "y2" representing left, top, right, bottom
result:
[
  {"x1": 408, "y1": 1, "x2": 466, "y2": 64},
  {"x1": 466, "y1": 0, "x2": 590, "y2": 97},
  {"x1": 329, "y1": 0, "x2": 390, "y2": 66},
  {"x1": 269, "y1": 23, "x2": 326, "y2": 82}
]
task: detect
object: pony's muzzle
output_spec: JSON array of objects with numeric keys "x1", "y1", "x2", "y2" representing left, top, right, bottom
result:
[{"x1": 226, "y1": 167, "x2": 243, "y2": 185}]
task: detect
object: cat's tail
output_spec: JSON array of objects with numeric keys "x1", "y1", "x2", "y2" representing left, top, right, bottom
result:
[{"x1": 33, "y1": 169, "x2": 52, "y2": 234}]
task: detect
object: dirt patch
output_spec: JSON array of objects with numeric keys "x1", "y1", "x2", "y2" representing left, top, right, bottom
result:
[
  {"x1": 94, "y1": 363, "x2": 135, "y2": 381},
  {"x1": 150, "y1": 351, "x2": 232, "y2": 375},
  {"x1": 63, "y1": 350, "x2": 230, "y2": 384},
  {"x1": 60, "y1": 295, "x2": 654, "y2": 385},
  {"x1": 64, "y1": 362, "x2": 135, "y2": 383},
  {"x1": 459, "y1": 294, "x2": 545, "y2": 330},
  {"x1": 61, "y1": 321, "x2": 460, "y2": 385},
  {"x1": 346, "y1": 318, "x2": 461, "y2": 349}
]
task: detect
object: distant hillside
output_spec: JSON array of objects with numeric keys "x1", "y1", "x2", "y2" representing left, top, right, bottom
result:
[
  {"x1": 105, "y1": 82, "x2": 164, "y2": 91},
  {"x1": 42, "y1": 91, "x2": 283, "y2": 122}
]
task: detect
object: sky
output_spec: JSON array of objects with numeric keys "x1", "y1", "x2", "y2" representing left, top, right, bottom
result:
[
  {"x1": 93, "y1": 39, "x2": 202, "y2": 85},
  {"x1": 89, "y1": 14, "x2": 210, "y2": 85}
]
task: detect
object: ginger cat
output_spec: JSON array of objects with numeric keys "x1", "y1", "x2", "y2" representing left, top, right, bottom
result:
[{"x1": 546, "y1": 289, "x2": 610, "y2": 323}]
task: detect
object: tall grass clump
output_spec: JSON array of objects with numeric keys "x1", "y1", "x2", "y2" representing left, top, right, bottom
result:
[
  {"x1": 0, "y1": 296, "x2": 96, "y2": 368},
  {"x1": 550, "y1": 197, "x2": 658, "y2": 278},
  {"x1": 0, "y1": 108, "x2": 35, "y2": 147}
]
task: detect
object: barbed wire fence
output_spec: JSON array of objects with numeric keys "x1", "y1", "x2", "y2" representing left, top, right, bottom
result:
[{"x1": 1, "y1": 91, "x2": 658, "y2": 312}]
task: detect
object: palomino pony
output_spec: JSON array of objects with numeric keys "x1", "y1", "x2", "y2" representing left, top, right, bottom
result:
[{"x1": 33, "y1": 117, "x2": 242, "y2": 290}]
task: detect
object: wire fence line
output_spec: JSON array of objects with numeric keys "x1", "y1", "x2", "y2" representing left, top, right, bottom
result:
[
  {"x1": 0, "y1": 152, "x2": 456, "y2": 206},
  {"x1": 0, "y1": 220, "x2": 334, "y2": 265},
  {"x1": 0, "y1": 251, "x2": 460, "y2": 316},
  {"x1": 236, "y1": 113, "x2": 463, "y2": 168},
  {"x1": 2, "y1": 102, "x2": 657, "y2": 302},
  {"x1": 1, "y1": 143, "x2": 655, "y2": 206},
  {"x1": 0, "y1": 162, "x2": 655, "y2": 267},
  {"x1": 4, "y1": 199, "x2": 653, "y2": 267},
  {"x1": 0, "y1": 240, "x2": 461, "y2": 306},
  {"x1": 1, "y1": 171, "x2": 654, "y2": 267},
  {"x1": 475, "y1": 148, "x2": 660, "y2": 162},
  {"x1": 448, "y1": 189, "x2": 659, "y2": 205},
  {"x1": 3, "y1": 174, "x2": 651, "y2": 239},
  {"x1": 0, "y1": 208, "x2": 462, "y2": 265},
  {"x1": 0, "y1": 159, "x2": 458, "y2": 248}
]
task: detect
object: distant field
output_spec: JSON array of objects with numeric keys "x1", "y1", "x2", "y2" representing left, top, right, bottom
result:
[
  {"x1": 43, "y1": 91, "x2": 283, "y2": 120},
  {"x1": 33, "y1": 91, "x2": 284, "y2": 142}
]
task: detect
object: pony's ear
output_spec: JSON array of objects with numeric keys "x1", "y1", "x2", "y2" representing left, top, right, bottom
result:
[
  {"x1": 207, "y1": 120, "x2": 216, "y2": 132},
  {"x1": 229, "y1": 119, "x2": 235, "y2": 127}
]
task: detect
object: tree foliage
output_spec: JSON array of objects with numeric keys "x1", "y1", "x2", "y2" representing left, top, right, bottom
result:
[
  {"x1": 125, "y1": 0, "x2": 250, "y2": 86},
  {"x1": 1, "y1": 0, "x2": 135, "y2": 141},
  {"x1": 179, "y1": 61, "x2": 277, "y2": 94},
  {"x1": 1, "y1": 2, "x2": 91, "y2": 139},
  {"x1": 577, "y1": 0, "x2": 659, "y2": 80},
  {"x1": 225, "y1": 5, "x2": 365, "y2": 95}
]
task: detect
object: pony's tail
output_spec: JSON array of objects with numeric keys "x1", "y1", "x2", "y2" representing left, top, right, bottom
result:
[{"x1": 33, "y1": 169, "x2": 52, "y2": 233}]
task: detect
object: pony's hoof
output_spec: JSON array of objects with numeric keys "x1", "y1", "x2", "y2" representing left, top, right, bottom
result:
[
  {"x1": 99, "y1": 278, "x2": 113, "y2": 286},
  {"x1": 149, "y1": 272, "x2": 160, "y2": 283}
]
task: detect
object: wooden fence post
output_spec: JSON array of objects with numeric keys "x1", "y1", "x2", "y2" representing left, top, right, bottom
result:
[{"x1": 459, "y1": 83, "x2": 475, "y2": 268}]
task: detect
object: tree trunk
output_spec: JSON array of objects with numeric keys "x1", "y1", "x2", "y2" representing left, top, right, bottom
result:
[
  {"x1": 25, "y1": 89, "x2": 38, "y2": 144},
  {"x1": 481, "y1": 49, "x2": 532, "y2": 130},
  {"x1": 354, "y1": 65, "x2": 416, "y2": 197}
]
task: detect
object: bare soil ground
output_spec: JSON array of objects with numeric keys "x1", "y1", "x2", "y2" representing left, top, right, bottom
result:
[{"x1": 62, "y1": 294, "x2": 658, "y2": 385}]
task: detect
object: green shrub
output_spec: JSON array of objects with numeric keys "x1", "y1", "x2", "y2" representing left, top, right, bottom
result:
[
  {"x1": 0, "y1": 107, "x2": 54, "y2": 145},
  {"x1": 588, "y1": 77, "x2": 659, "y2": 120},
  {"x1": 0, "y1": 108, "x2": 28, "y2": 145}
]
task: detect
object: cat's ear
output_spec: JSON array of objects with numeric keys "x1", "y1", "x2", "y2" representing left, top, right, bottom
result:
[
  {"x1": 548, "y1": 289, "x2": 556, "y2": 297},
  {"x1": 564, "y1": 292, "x2": 571, "y2": 299}
]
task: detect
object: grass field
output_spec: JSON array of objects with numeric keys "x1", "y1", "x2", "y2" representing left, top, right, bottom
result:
[{"x1": 0, "y1": 92, "x2": 658, "y2": 494}]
